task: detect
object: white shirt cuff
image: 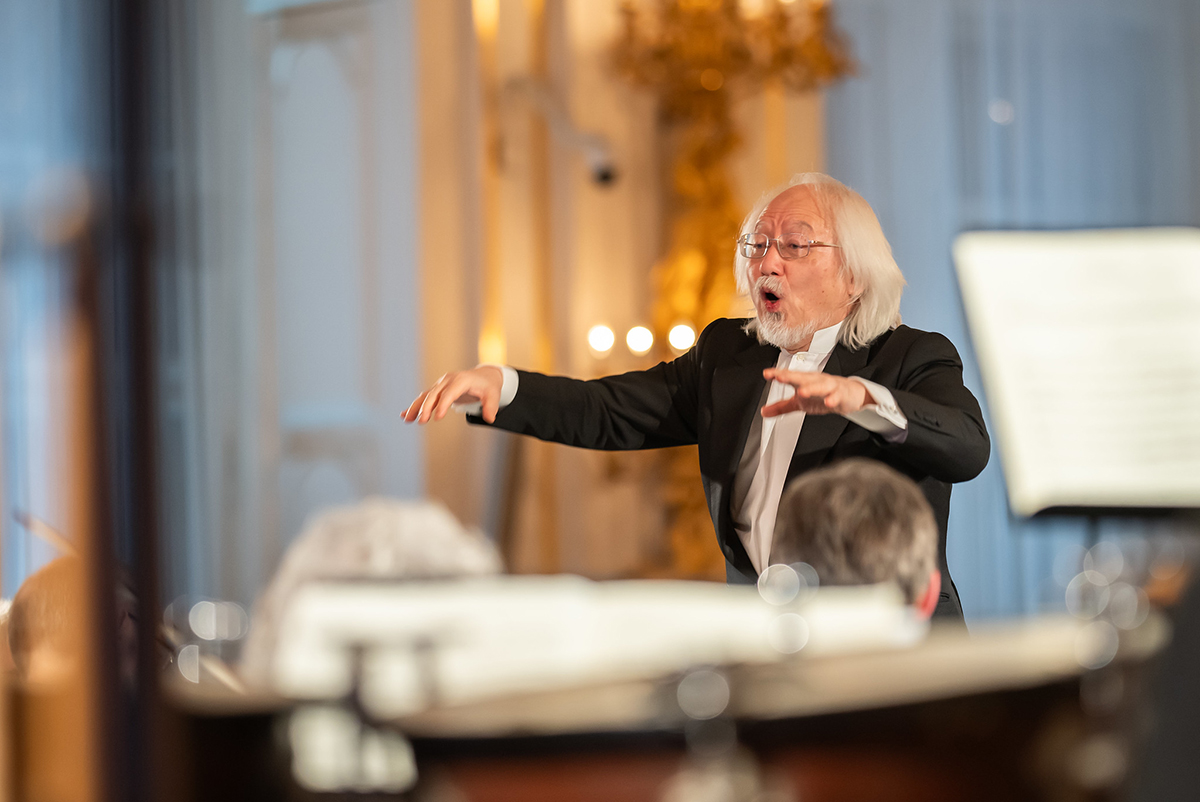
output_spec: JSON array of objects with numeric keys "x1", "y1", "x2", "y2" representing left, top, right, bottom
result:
[
  {"x1": 845, "y1": 377, "x2": 908, "y2": 443},
  {"x1": 450, "y1": 364, "x2": 520, "y2": 416}
]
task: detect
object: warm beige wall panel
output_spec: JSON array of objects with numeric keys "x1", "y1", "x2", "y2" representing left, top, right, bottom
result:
[{"x1": 416, "y1": 0, "x2": 497, "y2": 533}]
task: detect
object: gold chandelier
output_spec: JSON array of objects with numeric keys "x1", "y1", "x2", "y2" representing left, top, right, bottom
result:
[{"x1": 613, "y1": 0, "x2": 854, "y2": 115}]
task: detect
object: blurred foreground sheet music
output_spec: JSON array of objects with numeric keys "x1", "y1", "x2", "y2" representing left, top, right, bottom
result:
[
  {"x1": 954, "y1": 228, "x2": 1200, "y2": 516},
  {"x1": 271, "y1": 577, "x2": 925, "y2": 719}
]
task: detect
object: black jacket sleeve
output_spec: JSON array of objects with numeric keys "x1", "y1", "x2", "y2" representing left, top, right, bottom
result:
[
  {"x1": 467, "y1": 322, "x2": 716, "y2": 450},
  {"x1": 877, "y1": 330, "x2": 990, "y2": 483}
]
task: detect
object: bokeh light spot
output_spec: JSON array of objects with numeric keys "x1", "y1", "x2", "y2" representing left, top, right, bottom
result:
[
  {"x1": 1075, "y1": 620, "x2": 1120, "y2": 670},
  {"x1": 768, "y1": 613, "x2": 810, "y2": 654},
  {"x1": 626, "y1": 325, "x2": 654, "y2": 355},
  {"x1": 587, "y1": 324, "x2": 615, "y2": 355},
  {"x1": 1065, "y1": 570, "x2": 1111, "y2": 619},
  {"x1": 668, "y1": 323, "x2": 696, "y2": 352},
  {"x1": 676, "y1": 669, "x2": 730, "y2": 720},
  {"x1": 178, "y1": 644, "x2": 201, "y2": 683}
]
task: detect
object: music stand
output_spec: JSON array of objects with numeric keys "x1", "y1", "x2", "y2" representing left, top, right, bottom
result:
[
  {"x1": 954, "y1": 227, "x2": 1200, "y2": 798},
  {"x1": 953, "y1": 227, "x2": 1200, "y2": 520}
]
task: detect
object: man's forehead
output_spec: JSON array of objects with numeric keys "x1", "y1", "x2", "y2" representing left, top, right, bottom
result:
[{"x1": 756, "y1": 186, "x2": 826, "y2": 229}]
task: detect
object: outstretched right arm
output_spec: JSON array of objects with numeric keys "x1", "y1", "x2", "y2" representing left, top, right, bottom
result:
[{"x1": 404, "y1": 323, "x2": 715, "y2": 451}]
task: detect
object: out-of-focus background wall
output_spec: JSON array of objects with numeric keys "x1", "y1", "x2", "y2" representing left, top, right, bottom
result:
[{"x1": 4, "y1": 0, "x2": 1200, "y2": 630}]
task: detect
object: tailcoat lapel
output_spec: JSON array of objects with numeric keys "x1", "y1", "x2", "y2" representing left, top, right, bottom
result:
[
  {"x1": 713, "y1": 341, "x2": 779, "y2": 474},
  {"x1": 709, "y1": 338, "x2": 777, "y2": 576}
]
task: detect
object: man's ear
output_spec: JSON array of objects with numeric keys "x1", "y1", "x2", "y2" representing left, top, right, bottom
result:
[{"x1": 914, "y1": 570, "x2": 941, "y2": 620}]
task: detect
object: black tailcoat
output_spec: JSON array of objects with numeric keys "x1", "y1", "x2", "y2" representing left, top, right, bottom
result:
[{"x1": 471, "y1": 318, "x2": 990, "y2": 620}]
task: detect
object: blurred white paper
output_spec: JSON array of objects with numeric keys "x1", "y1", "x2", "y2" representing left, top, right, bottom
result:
[
  {"x1": 271, "y1": 576, "x2": 922, "y2": 719},
  {"x1": 954, "y1": 228, "x2": 1200, "y2": 515}
]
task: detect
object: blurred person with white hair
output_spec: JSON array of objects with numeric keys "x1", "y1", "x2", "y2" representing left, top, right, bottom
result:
[
  {"x1": 240, "y1": 498, "x2": 500, "y2": 686},
  {"x1": 771, "y1": 459, "x2": 942, "y2": 620},
  {"x1": 406, "y1": 173, "x2": 988, "y2": 620}
]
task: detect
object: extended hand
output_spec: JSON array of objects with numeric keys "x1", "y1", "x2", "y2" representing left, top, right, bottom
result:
[
  {"x1": 404, "y1": 366, "x2": 504, "y2": 424},
  {"x1": 761, "y1": 368, "x2": 872, "y2": 418}
]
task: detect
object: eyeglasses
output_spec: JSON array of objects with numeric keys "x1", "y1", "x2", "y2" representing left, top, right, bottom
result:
[{"x1": 737, "y1": 233, "x2": 842, "y2": 260}]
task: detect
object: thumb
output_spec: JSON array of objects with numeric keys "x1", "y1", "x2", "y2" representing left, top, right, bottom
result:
[{"x1": 481, "y1": 387, "x2": 500, "y2": 424}]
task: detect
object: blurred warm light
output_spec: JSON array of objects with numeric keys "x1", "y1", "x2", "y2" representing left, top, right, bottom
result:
[
  {"x1": 587, "y1": 324, "x2": 615, "y2": 355},
  {"x1": 472, "y1": 0, "x2": 499, "y2": 40},
  {"x1": 478, "y1": 329, "x2": 506, "y2": 365},
  {"x1": 626, "y1": 325, "x2": 653, "y2": 355},
  {"x1": 668, "y1": 323, "x2": 696, "y2": 352},
  {"x1": 738, "y1": 0, "x2": 768, "y2": 19}
]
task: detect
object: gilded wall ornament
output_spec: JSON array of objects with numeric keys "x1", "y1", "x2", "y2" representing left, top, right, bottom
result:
[{"x1": 610, "y1": 0, "x2": 854, "y2": 578}]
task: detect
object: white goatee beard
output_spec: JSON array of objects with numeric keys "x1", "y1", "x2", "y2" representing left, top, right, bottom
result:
[
  {"x1": 747, "y1": 276, "x2": 821, "y2": 352},
  {"x1": 752, "y1": 312, "x2": 820, "y2": 353}
]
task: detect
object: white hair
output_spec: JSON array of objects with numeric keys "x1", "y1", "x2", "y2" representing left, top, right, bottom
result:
[{"x1": 735, "y1": 172, "x2": 905, "y2": 351}]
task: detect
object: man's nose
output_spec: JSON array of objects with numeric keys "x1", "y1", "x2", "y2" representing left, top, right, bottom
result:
[{"x1": 759, "y1": 244, "x2": 786, "y2": 276}]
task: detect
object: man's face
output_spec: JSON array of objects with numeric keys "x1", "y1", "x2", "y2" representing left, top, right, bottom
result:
[{"x1": 748, "y1": 185, "x2": 856, "y2": 351}]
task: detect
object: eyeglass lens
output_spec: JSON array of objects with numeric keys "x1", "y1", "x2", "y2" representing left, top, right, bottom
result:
[{"x1": 739, "y1": 233, "x2": 811, "y2": 260}]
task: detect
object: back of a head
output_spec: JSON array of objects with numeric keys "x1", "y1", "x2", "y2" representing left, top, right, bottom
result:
[{"x1": 771, "y1": 459, "x2": 937, "y2": 605}]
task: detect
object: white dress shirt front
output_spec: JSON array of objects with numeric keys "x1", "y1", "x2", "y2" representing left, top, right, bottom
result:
[{"x1": 729, "y1": 321, "x2": 907, "y2": 573}]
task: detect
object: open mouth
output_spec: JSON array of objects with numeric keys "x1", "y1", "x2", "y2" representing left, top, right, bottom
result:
[{"x1": 760, "y1": 288, "x2": 782, "y2": 311}]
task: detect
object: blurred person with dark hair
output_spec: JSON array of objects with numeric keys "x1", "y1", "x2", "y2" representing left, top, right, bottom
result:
[
  {"x1": 770, "y1": 459, "x2": 941, "y2": 619},
  {"x1": 407, "y1": 173, "x2": 988, "y2": 620}
]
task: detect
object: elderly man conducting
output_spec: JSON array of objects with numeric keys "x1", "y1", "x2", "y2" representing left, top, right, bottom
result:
[{"x1": 406, "y1": 173, "x2": 989, "y2": 620}]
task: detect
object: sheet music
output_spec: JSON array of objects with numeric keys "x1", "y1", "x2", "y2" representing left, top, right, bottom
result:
[
  {"x1": 272, "y1": 577, "x2": 922, "y2": 718},
  {"x1": 954, "y1": 228, "x2": 1200, "y2": 516}
]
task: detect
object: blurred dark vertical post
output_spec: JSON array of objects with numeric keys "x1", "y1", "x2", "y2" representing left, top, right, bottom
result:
[
  {"x1": 59, "y1": 0, "x2": 167, "y2": 799},
  {"x1": 4, "y1": 0, "x2": 164, "y2": 798},
  {"x1": 109, "y1": 1, "x2": 164, "y2": 800}
]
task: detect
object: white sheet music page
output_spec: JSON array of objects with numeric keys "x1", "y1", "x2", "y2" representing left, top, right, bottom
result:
[{"x1": 954, "y1": 228, "x2": 1200, "y2": 516}]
